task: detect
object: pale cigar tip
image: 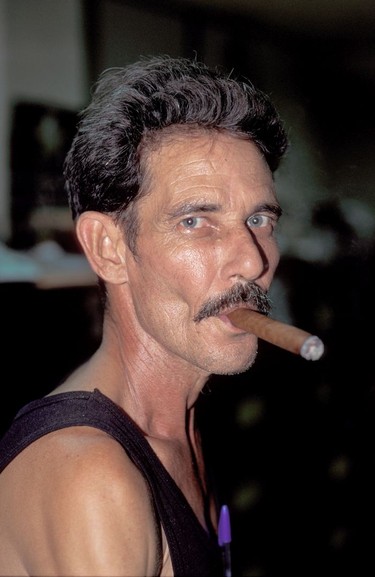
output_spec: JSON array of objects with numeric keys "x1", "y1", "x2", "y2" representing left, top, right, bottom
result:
[{"x1": 300, "y1": 335, "x2": 325, "y2": 361}]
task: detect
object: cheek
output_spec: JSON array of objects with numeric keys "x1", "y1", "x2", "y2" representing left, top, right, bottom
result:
[
  {"x1": 258, "y1": 236, "x2": 280, "y2": 275},
  {"x1": 136, "y1": 243, "x2": 212, "y2": 300},
  {"x1": 269, "y1": 241, "x2": 280, "y2": 271},
  {"x1": 129, "y1": 247, "x2": 214, "y2": 338},
  {"x1": 172, "y1": 247, "x2": 210, "y2": 285}
]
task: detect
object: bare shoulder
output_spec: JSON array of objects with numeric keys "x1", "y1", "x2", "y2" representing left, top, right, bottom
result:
[{"x1": 0, "y1": 427, "x2": 164, "y2": 576}]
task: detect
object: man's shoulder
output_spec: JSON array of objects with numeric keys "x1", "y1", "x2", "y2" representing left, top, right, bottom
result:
[
  {"x1": 37, "y1": 425, "x2": 147, "y2": 486},
  {"x1": 2, "y1": 425, "x2": 148, "y2": 501},
  {"x1": 0, "y1": 426, "x2": 163, "y2": 577}
]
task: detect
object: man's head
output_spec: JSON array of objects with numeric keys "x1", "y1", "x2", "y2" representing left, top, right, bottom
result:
[
  {"x1": 64, "y1": 55, "x2": 288, "y2": 252},
  {"x1": 66, "y1": 56, "x2": 289, "y2": 376}
]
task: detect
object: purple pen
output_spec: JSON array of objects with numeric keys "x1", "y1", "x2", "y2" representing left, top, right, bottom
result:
[{"x1": 218, "y1": 504, "x2": 232, "y2": 577}]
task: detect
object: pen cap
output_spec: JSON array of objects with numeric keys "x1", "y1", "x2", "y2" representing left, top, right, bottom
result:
[{"x1": 218, "y1": 504, "x2": 231, "y2": 546}]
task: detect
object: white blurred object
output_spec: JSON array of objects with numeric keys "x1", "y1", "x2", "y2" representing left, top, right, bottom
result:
[
  {"x1": 0, "y1": 240, "x2": 95, "y2": 288},
  {"x1": 29, "y1": 240, "x2": 96, "y2": 288},
  {"x1": 0, "y1": 241, "x2": 41, "y2": 282}
]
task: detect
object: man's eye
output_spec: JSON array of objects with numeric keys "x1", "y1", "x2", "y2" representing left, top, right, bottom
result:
[
  {"x1": 181, "y1": 216, "x2": 203, "y2": 229},
  {"x1": 246, "y1": 214, "x2": 272, "y2": 229}
]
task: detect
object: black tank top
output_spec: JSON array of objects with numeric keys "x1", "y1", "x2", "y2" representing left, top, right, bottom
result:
[{"x1": 0, "y1": 388, "x2": 223, "y2": 576}]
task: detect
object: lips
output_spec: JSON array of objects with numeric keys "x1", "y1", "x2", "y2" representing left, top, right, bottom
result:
[{"x1": 217, "y1": 306, "x2": 256, "y2": 332}]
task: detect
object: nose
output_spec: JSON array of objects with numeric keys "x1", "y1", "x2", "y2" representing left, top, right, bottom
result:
[{"x1": 220, "y1": 226, "x2": 277, "y2": 283}]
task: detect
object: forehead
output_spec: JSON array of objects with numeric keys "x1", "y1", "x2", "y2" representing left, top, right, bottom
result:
[{"x1": 142, "y1": 129, "x2": 275, "y2": 207}]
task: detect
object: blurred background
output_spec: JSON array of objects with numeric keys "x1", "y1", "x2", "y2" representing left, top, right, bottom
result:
[{"x1": 0, "y1": 0, "x2": 374, "y2": 574}]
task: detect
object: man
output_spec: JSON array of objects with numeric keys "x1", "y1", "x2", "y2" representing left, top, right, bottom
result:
[{"x1": 0, "y1": 55, "x2": 287, "y2": 576}]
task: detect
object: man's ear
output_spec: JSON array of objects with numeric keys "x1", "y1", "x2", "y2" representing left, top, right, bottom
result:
[{"x1": 75, "y1": 211, "x2": 128, "y2": 284}]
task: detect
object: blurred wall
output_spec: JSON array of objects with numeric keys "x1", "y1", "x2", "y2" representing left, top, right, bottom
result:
[
  {"x1": 0, "y1": 0, "x2": 8, "y2": 239},
  {"x1": 0, "y1": 0, "x2": 87, "y2": 241}
]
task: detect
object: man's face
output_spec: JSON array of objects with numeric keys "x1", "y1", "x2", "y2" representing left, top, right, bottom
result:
[{"x1": 125, "y1": 131, "x2": 281, "y2": 376}]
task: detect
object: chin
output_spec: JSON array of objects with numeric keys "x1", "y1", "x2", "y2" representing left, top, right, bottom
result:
[{"x1": 208, "y1": 348, "x2": 258, "y2": 376}]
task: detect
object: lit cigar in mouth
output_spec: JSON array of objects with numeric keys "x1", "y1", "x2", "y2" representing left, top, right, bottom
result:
[{"x1": 227, "y1": 308, "x2": 324, "y2": 361}]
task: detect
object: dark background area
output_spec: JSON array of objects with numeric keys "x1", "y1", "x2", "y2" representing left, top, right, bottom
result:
[{"x1": 1, "y1": 1, "x2": 375, "y2": 575}]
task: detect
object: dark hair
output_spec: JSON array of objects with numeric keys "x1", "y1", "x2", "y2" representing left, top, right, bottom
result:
[{"x1": 64, "y1": 55, "x2": 288, "y2": 229}]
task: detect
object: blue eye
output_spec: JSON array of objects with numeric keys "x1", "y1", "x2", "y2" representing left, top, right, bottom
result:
[
  {"x1": 247, "y1": 214, "x2": 271, "y2": 228},
  {"x1": 181, "y1": 216, "x2": 200, "y2": 228}
]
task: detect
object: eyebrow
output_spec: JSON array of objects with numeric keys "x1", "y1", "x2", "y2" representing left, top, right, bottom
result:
[
  {"x1": 168, "y1": 202, "x2": 220, "y2": 219},
  {"x1": 168, "y1": 201, "x2": 283, "y2": 220},
  {"x1": 257, "y1": 203, "x2": 283, "y2": 219}
]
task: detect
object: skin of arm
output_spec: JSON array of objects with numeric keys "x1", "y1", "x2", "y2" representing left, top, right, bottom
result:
[{"x1": 0, "y1": 427, "x2": 165, "y2": 577}]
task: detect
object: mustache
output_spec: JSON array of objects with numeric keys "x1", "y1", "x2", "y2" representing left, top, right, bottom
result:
[{"x1": 193, "y1": 282, "x2": 272, "y2": 323}]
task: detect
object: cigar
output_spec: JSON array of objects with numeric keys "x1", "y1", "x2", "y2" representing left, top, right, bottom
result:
[{"x1": 227, "y1": 308, "x2": 324, "y2": 361}]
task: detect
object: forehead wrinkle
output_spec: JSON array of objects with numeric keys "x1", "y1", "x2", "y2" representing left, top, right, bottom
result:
[
  {"x1": 167, "y1": 158, "x2": 220, "y2": 189},
  {"x1": 162, "y1": 137, "x2": 227, "y2": 186},
  {"x1": 170, "y1": 155, "x2": 274, "y2": 198}
]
